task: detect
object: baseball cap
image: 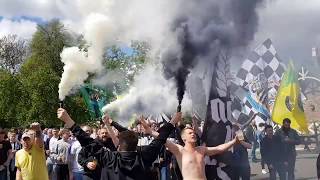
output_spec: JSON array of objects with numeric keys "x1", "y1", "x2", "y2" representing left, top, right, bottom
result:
[{"x1": 22, "y1": 133, "x2": 32, "y2": 140}]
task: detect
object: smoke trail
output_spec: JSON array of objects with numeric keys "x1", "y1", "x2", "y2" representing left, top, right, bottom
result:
[
  {"x1": 57, "y1": 0, "x2": 263, "y2": 121},
  {"x1": 58, "y1": 13, "x2": 114, "y2": 100},
  {"x1": 102, "y1": 65, "x2": 192, "y2": 123},
  {"x1": 161, "y1": 0, "x2": 263, "y2": 107}
]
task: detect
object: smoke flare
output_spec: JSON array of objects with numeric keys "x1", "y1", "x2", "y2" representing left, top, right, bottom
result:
[{"x1": 58, "y1": 13, "x2": 114, "y2": 100}]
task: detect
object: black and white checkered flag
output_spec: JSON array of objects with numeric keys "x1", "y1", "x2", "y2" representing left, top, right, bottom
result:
[
  {"x1": 236, "y1": 38, "x2": 285, "y2": 89},
  {"x1": 232, "y1": 39, "x2": 285, "y2": 126}
]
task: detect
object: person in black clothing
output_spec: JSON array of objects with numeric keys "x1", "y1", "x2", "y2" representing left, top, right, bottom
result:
[
  {"x1": 244, "y1": 120, "x2": 258, "y2": 162},
  {"x1": 0, "y1": 129, "x2": 12, "y2": 179},
  {"x1": 78, "y1": 118, "x2": 127, "y2": 180},
  {"x1": 8, "y1": 130, "x2": 22, "y2": 180},
  {"x1": 274, "y1": 118, "x2": 300, "y2": 180},
  {"x1": 260, "y1": 125, "x2": 286, "y2": 180},
  {"x1": 44, "y1": 128, "x2": 53, "y2": 158},
  {"x1": 57, "y1": 108, "x2": 181, "y2": 180},
  {"x1": 231, "y1": 124, "x2": 252, "y2": 180}
]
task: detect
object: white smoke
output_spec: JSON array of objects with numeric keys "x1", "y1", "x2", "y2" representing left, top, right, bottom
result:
[
  {"x1": 102, "y1": 65, "x2": 192, "y2": 121},
  {"x1": 58, "y1": 13, "x2": 114, "y2": 100}
]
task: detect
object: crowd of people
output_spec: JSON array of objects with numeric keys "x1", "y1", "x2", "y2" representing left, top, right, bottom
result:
[{"x1": 0, "y1": 108, "x2": 304, "y2": 180}]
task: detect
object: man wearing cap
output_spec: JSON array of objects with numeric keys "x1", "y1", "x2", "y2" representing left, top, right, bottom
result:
[
  {"x1": 15, "y1": 123, "x2": 49, "y2": 180},
  {"x1": 0, "y1": 129, "x2": 12, "y2": 179},
  {"x1": 275, "y1": 118, "x2": 301, "y2": 180}
]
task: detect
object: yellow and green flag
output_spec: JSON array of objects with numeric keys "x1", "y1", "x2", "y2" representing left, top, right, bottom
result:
[{"x1": 272, "y1": 62, "x2": 308, "y2": 133}]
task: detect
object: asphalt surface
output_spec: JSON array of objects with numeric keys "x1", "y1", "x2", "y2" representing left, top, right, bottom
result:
[{"x1": 250, "y1": 147, "x2": 318, "y2": 180}]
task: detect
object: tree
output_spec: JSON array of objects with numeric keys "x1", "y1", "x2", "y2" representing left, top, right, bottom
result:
[
  {"x1": 30, "y1": 19, "x2": 70, "y2": 76},
  {"x1": 17, "y1": 20, "x2": 90, "y2": 127},
  {"x1": 0, "y1": 34, "x2": 27, "y2": 74},
  {"x1": 103, "y1": 41, "x2": 150, "y2": 96},
  {"x1": 0, "y1": 69, "x2": 23, "y2": 128}
]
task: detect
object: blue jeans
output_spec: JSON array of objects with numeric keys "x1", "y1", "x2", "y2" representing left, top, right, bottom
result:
[
  {"x1": 73, "y1": 171, "x2": 84, "y2": 180},
  {"x1": 160, "y1": 166, "x2": 170, "y2": 180},
  {"x1": 0, "y1": 166, "x2": 7, "y2": 180}
]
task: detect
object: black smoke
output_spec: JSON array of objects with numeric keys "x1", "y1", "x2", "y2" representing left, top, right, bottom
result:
[{"x1": 161, "y1": 0, "x2": 263, "y2": 108}]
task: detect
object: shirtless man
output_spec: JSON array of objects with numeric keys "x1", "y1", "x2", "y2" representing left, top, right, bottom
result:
[{"x1": 141, "y1": 118, "x2": 240, "y2": 180}]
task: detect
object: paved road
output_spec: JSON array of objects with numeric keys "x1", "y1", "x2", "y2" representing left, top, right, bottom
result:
[{"x1": 250, "y1": 151, "x2": 318, "y2": 180}]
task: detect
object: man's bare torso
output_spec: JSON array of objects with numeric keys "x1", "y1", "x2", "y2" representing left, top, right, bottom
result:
[{"x1": 175, "y1": 146, "x2": 206, "y2": 180}]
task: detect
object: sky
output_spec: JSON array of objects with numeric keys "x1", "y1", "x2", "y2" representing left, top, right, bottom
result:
[{"x1": 0, "y1": 0, "x2": 319, "y2": 74}]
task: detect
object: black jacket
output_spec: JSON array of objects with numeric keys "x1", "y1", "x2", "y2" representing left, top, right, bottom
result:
[
  {"x1": 78, "y1": 138, "x2": 116, "y2": 179},
  {"x1": 260, "y1": 135, "x2": 286, "y2": 165},
  {"x1": 78, "y1": 121, "x2": 128, "y2": 179},
  {"x1": 274, "y1": 127, "x2": 300, "y2": 157},
  {"x1": 72, "y1": 122, "x2": 175, "y2": 180}
]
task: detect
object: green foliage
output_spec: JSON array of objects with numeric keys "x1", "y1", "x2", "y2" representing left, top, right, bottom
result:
[
  {"x1": 18, "y1": 58, "x2": 60, "y2": 126},
  {"x1": 30, "y1": 20, "x2": 70, "y2": 76},
  {"x1": 103, "y1": 41, "x2": 149, "y2": 96},
  {"x1": 0, "y1": 20, "x2": 90, "y2": 128},
  {"x1": 0, "y1": 20, "x2": 150, "y2": 128},
  {"x1": 0, "y1": 69, "x2": 23, "y2": 127}
]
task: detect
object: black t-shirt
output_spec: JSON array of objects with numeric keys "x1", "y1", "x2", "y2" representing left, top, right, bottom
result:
[
  {"x1": 232, "y1": 136, "x2": 250, "y2": 167},
  {"x1": 0, "y1": 140, "x2": 12, "y2": 165}
]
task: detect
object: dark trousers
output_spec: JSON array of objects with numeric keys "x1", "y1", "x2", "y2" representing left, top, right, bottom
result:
[
  {"x1": 268, "y1": 163, "x2": 286, "y2": 180},
  {"x1": 231, "y1": 165, "x2": 250, "y2": 180},
  {"x1": 56, "y1": 164, "x2": 69, "y2": 180},
  {"x1": 261, "y1": 158, "x2": 265, "y2": 169},
  {"x1": 205, "y1": 165, "x2": 233, "y2": 180},
  {"x1": 9, "y1": 167, "x2": 17, "y2": 180},
  {"x1": 285, "y1": 155, "x2": 296, "y2": 180},
  {"x1": 171, "y1": 158, "x2": 183, "y2": 180},
  {"x1": 0, "y1": 166, "x2": 7, "y2": 180}
]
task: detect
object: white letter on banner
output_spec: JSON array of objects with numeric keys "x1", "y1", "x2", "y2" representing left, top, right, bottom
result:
[
  {"x1": 211, "y1": 99, "x2": 222, "y2": 123},
  {"x1": 210, "y1": 99, "x2": 232, "y2": 123}
]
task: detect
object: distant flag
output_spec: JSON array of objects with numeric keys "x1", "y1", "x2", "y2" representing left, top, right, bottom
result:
[
  {"x1": 312, "y1": 47, "x2": 318, "y2": 57},
  {"x1": 232, "y1": 39, "x2": 285, "y2": 126},
  {"x1": 312, "y1": 47, "x2": 320, "y2": 66},
  {"x1": 272, "y1": 62, "x2": 309, "y2": 133}
]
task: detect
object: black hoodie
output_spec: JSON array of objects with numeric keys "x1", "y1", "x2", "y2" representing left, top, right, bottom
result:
[{"x1": 72, "y1": 122, "x2": 175, "y2": 180}]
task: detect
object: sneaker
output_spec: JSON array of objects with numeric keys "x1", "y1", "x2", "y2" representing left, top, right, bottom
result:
[{"x1": 261, "y1": 169, "x2": 268, "y2": 174}]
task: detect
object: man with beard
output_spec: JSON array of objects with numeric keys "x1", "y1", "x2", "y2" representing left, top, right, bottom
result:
[
  {"x1": 78, "y1": 116, "x2": 126, "y2": 180},
  {"x1": 274, "y1": 118, "x2": 300, "y2": 180}
]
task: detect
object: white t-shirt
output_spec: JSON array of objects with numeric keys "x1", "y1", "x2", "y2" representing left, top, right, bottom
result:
[
  {"x1": 47, "y1": 136, "x2": 59, "y2": 164},
  {"x1": 70, "y1": 140, "x2": 84, "y2": 172}
]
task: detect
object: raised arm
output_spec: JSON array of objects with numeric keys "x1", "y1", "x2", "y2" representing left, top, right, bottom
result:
[
  {"x1": 104, "y1": 113, "x2": 128, "y2": 132},
  {"x1": 140, "y1": 116, "x2": 159, "y2": 138},
  {"x1": 57, "y1": 108, "x2": 94, "y2": 146},
  {"x1": 103, "y1": 115, "x2": 119, "y2": 147},
  {"x1": 30, "y1": 122, "x2": 44, "y2": 149},
  {"x1": 192, "y1": 114, "x2": 202, "y2": 137},
  {"x1": 205, "y1": 137, "x2": 238, "y2": 156},
  {"x1": 141, "y1": 112, "x2": 181, "y2": 165},
  {"x1": 165, "y1": 139, "x2": 182, "y2": 156}
]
